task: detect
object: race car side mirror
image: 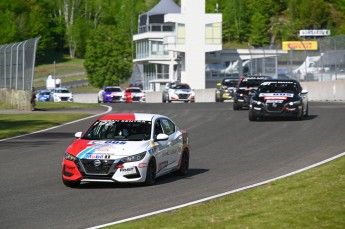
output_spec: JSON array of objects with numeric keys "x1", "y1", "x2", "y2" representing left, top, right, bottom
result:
[
  {"x1": 156, "y1": 133, "x2": 169, "y2": 141},
  {"x1": 75, "y1": 132, "x2": 82, "y2": 138},
  {"x1": 301, "y1": 89, "x2": 308, "y2": 94}
]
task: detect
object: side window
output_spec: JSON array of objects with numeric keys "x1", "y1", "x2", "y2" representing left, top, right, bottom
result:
[
  {"x1": 154, "y1": 120, "x2": 164, "y2": 137},
  {"x1": 161, "y1": 118, "x2": 175, "y2": 135}
]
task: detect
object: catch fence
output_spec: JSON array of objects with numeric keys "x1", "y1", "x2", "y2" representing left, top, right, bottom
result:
[
  {"x1": 262, "y1": 35, "x2": 345, "y2": 81},
  {"x1": 0, "y1": 38, "x2": 40, "y2": 91}
]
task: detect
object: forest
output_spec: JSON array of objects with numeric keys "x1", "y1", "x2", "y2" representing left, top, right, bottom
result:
[{"x1": 1, "y1": 0, "x2": 345, "y2": 86}]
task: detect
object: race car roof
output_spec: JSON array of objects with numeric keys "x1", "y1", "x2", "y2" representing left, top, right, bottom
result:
[{"x1": 99, "y1": 113, "x2": 156, "y2": 121}]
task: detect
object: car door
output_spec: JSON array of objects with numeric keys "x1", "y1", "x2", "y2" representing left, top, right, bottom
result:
[
  {"x1": 153, "y1": 119, "x2": 170, "y2": 175},
  {"x1": 160, "y1": 118, "x2": 183, "y2": 169}
]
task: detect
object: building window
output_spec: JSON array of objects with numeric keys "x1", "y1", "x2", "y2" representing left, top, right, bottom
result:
[
  {"x1": 151, "y1": 41, "x2": 167, "y2": 55},
  {"x1": 205, "y1": 23, "x2": 222, "y2": 45},
  {"x1": 177, "y1": 23, "x2": 185, "y2": 44},
  {"x1": 136, "y1": 40, "x2": 149, "y2": 59}
]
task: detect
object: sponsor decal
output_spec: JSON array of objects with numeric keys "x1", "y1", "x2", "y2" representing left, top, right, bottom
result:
[
  {"x1": 85, "y1": 154, "x2": 111, "y2": 159},
  {"x1": 157, "y1": 161, "x2": 168, "y2": 172},
  {"x1": 88, "y1": 141, "x2": 127, "y2": 145},
  {"x1": 266, "y1": 100, "x2": 284, "y2": 104},
  {"x1": 138, "y1": 163, "x2": 147, "y2": 168},
  {"x1": 119, "y1": 167, "x2": 136, "y2": 175},
  {"x1": 264, "y1": 96, "x2": 287, "y2": 100},
  {"x1": 259, "y1": 93, "x2": 293, "y2": 99}
]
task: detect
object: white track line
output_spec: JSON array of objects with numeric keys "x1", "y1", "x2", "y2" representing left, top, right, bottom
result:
[
  {"x1": 87, "y1": 151, "x2": 345, "y2": 229},
  {"x1": 0, "y1": 105, "x2": 112, "y2": 142}
]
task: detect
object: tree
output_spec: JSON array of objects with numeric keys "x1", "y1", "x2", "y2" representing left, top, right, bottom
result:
[{"x1": 84, "y1": 25, "x2": 133, "y2": 88}]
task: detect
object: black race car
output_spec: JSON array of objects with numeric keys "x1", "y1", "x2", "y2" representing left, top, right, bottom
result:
[
  {"x1": 233, "y1": 76, "x2": 271, "y2": 110},
  {"x1": 248, "y1": 79, "x2": 308, "y2": 121}
]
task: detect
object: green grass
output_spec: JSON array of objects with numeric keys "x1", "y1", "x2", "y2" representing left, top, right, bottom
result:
[
  {"x1": 0, "y1": 102, "x2": 101, "y2": 139},
  {"x1": 34, "y1": 57, "x2": 85, "y2": 79},
  {"x1": 0, "y1": 113, "x2": 91, "y2": 139},
  {"x1": 35, "y1": 102, "x2": 100, "y2": 110},
  {"x1": 108, "y1": 157, "x2": 345, "y2": 229}
]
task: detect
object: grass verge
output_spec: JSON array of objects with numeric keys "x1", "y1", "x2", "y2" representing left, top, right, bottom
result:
[
  {"x1": 107, "y1": 156, "x2": 345, "y2": 229},
  {"x1": 0, "y1": 113, "x2": 91, "y2": 139}
]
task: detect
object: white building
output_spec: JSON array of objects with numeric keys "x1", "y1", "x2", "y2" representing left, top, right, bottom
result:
[{"x1": 133, "y1": 0, "x2": 287, "y2": 92}]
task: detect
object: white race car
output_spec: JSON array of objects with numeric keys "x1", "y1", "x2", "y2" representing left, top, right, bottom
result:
[
  {"x1": 62, "y1": 113, "x2": 190, "y2": 187},
  {"x1": 50, "y1": 87, "x2": 73, "y2": 102}
]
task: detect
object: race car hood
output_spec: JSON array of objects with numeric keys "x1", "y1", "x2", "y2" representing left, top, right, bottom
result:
[
  {"x1": 105, "y1": 91, "x2": 123, "y2": 96},
  {"x1": 67, "y1": 139, "x2": 150, "y2": 159},
  {"x1": 126, "y1": 92, "x2": 144, "y2": 97},
  {"x1": 171, "y1": 89, "x2": 192, "y2": 94},
  {"x1": 255, "y1": 93, "x2": 297, "y2": 102}
]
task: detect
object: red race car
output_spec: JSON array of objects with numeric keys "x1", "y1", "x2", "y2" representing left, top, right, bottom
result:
[{"x1": 124, "y1": 87, "x2": 145, "y2": 103}]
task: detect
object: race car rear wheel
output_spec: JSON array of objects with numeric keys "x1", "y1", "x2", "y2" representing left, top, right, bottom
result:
[
  {"x1": 175, "y1": 150, "x2": 189, "y2": 176},
  {"x1": 62, "y1": 178, "x2": 80, "y2": 188},
  {"x1": 144, "y1": 158, "x2": 157, "y2": 186}
]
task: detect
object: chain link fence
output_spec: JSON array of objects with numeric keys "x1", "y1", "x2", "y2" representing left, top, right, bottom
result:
[
  {"x1": 0, "y1": 38, "x2": 40, "y2": 91},
  {"x1": 262, "y1": 35, "x2": 345, "y2": 82}
]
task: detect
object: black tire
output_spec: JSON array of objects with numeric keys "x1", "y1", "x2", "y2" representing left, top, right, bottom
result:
[
  {"x1": 249, "y1": 110, "x2": 256, "y2": 121},
  {"x1": 233, "y1": 102, "x2": 239, "y2": 110},
  {"x1": 175, "y1": 150, "x2": 189, "y2": 176},
  {"x1": 304, "y1": 103, "x2": 309, "y2": 117},
  {"x1": 62, "y1": 179, "x2": 80, "y2": 188},
  {"x1": 298, "y1": 105, "x2": 304, "y2": 120},
  {"x1": 144, "y1": 158, "x2": 157, "y2": 186}
]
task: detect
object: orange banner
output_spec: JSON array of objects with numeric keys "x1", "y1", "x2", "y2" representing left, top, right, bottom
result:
[{"x1": 282, "y1": 41, "x2": 318, "y2": 50}]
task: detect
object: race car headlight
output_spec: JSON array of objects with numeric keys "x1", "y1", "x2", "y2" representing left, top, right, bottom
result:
[
  {"x1": 121, "y1": 152, "x2": 146, "y2": 163},
  {"x1": 64, "y1": 152, "x2": 78, "y2": 162},
  {"x1": 289, "y1": 101, "x2": 301, "y2": 106},
  {"x1": 252, "y1": 100, "x2": 262, "y2": 105}
]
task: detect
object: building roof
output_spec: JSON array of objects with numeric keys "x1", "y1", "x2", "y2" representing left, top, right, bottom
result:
[{"x1": 146, "y1": 0, "x2": 180, "y2": 16}]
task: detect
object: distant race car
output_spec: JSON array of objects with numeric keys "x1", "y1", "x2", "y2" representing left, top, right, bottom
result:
[
  {"x1": 215, "y1": 77, "x2": 240, "y2": 102},
  {"x1": 98, "y1": 86, "x2": 125, "y2": 103},
  {"x1": 124, "y1": 87, "x2": 145, "y2": 103},
  {"x1": 62, "y1": 113, "x2": 190, "y2": 187},
  {"x1": 162, "y1": 82, "x2": 195, "y2": 103},
  {"x1": 37, "y1": 90, "x2": 51, "y2": 102},
  {"x1": 50, "y1": 87, "x2": 73, "y2": 102},
  {"x1": 249, "y1": 79, "x2": 309, "y2": 121},
  {"x1": 233, "y1": 76, "x2": 271, "y2": 110}
]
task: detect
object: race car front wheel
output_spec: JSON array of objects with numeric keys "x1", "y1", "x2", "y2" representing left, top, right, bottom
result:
[{"x1": 144, "y1": 158, "x2": 157, "y2": 186}]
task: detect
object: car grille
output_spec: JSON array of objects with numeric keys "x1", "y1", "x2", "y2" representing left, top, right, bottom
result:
[
  {"x1": 132, "y1": 96, "x2": 141, "y2": 101},
  {"x1": 60, "y1": 97, "x2": 70, "y2": 101},
  {"x1": 112, "y1": 96, "x2": 122, "y2": 101},
  {"x1": 80, "y1": 159, "x2": 115, "y2": 175},
  {"x1": 266, "y1": 103, "x2": 284, "y2": 112},
  {"x1": 178, "y1": 94, "x2": 189, "y2": 99}
]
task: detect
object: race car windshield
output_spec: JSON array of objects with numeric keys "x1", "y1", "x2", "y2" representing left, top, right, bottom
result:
[
  {"x1": 258, "y1": 82, "x2": 298, "y2": 94},
  {"x1": 55, "y1": 89, "x2": 70, "y2": 93},
  {"x1": 126, "y1": 88, "x2": 141, "y2": 92},
  {"x1": 105, "y1": 88, "x2": 122, "y2": 92},
  {"x1": 223, "y1": 79, "x2": 238, "y2": 87},
  {"x1": 82, "y1": 120, "x2": 151, "y2": 141},
  {"x1": 171, "y1": 84, "x2": 190, "y2": 89},
  {"x1": 239, "y1": 79, "x2": 265, "y2": 88}
]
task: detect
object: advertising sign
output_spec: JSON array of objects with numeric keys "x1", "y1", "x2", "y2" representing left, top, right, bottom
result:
[
  {"x1": 282, "y1": 41, "x2": 318, "y2": 51},
  {"x1": 299, "y1": 30, "x2": 330, "y2": 37}
]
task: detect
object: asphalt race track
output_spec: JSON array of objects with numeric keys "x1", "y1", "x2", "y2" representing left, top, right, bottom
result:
[{"x1": 1, "y1": 102, "x2": 345, "y2": 229}]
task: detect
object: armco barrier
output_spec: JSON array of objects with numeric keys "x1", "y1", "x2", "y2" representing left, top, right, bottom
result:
[{"x1": 301, "y1": 81, "x2": 345, "y2": 101}]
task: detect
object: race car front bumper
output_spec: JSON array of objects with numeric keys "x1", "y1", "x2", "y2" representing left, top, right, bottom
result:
[{"x1": 62, "y1": 159, "x2": 148, "y2": 183}]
